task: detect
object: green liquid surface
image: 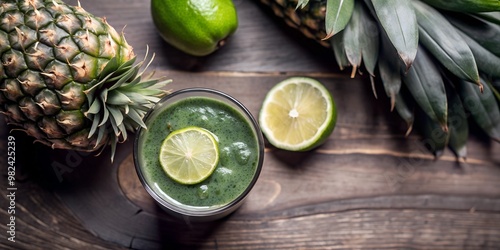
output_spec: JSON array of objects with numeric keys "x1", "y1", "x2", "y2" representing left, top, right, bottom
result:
[{"x1": 138, "y1": 96, "x2": 260, "y2": 207}]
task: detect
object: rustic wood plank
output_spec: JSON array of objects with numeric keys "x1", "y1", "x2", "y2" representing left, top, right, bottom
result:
[
  {"x1": 0, "y1": 128, "x2": 126, "y2": 249},
  {"x1": 67, "y1": 0, "x2": 338, "y2": 72},
  {"x1": 49, "y1": 73, "x2": 500, "y2": 249},
  {"x1": 2, "y1": 71, "x2": 500, "y2": 249}
]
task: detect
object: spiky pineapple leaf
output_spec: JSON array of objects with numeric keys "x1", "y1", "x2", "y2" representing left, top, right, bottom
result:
[
  {"x1": 331, "y1": 31, "x2": 350, "y2": 70},
  {"x1": 108, "y1": 106, "x2": 124, "y2": 129},
  {"x1": 109, "y1": 136, "x2": 117, "y2": 162},
  {"x1": 378, "y1": 31, "x2": 402, "y2": 111},
  {"x1": 457, "y1": 78, "x2": 500, "y2": 142},
  {"x1": 89, "y1": 112, "x2": 100, "y2": 139},
  {"x1": 358, "y1": 2, "x2": 379, "y2": 77},
  {"x1": 108, "y1": 111, "x2": 120, "y2": 136},
  {"x1": 489, "y1": 80, "x2": 500, "y2": 102},
  {"x1": 86, "y1": 97, "x2": 101, "y2": 115},
  {"x1": 96, "y1": 123, "x2": 106, "y2": 148},
  {"x1": 342, "y1": 1, "x2": 361, "y2": 77},
  {"x1": 446, "y1": 85, "x2": 468, "y2": 160},
  {"x1": 446, "y1": 12, "x2": 500, "y2": 57},
  {"x1": 394, "y1": 91, "x2": 415, "y2": 136},
  {"x1": 418, "y1": 109, "x2": 449, "y2": 158},
  {"x1": 83, "y1": 50, "x2": 170, "y2": 162},
  {"x1": 455, "y1": 28, "x2": 500, "y2": 79},
  {"x1": 370, "y1": 0, "x2": 418, "y2": 70},
  {"x1": 475, "y1": 11, "x2": 500, "y2": 25},
  {"x1": 127, "y1": 108, "x2": 147, "y2": 129},
  {"x1": 420, "y1": 0, "x2": 500, "y2": 13},
  {"x1": 98, "y1": 89, "x2": 110, "y2": 127},
  {"x1": 403, "y1": 47, "x2": 448, "y2": 132},
  {"x1": 296, "y1": 0, "x2": 309, "y2": 9},
  {"x1": 413, "y1": 1, "x2": 480, "y2": 85},
  {"x1": 323, "y1": 0, "x2": 355, "y2": 40},
  {"x1": 98, "y1": 56, "x2": 121, "y2": 79},
  {"x1": 342, "y1": 0, "x2": 379, "y2": 77},
  {"x1": 107, "y1": 90, "x2": 132, "y2": 105}
]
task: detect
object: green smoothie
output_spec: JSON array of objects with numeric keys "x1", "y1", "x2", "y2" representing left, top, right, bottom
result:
[{"x1": 137, "y1": 96, "x2": 260, "y2": 207}]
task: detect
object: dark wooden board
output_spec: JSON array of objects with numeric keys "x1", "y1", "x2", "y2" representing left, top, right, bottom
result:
[
  {"x1": 1, "y1": 0, "x2": 500, "y2": 249},
  {"x1": 63, "y1": 0, "x2": 338, "y2": 73}
]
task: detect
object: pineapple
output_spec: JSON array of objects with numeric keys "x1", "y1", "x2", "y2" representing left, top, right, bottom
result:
[
  {"x1": 0, "y1": 0, "x2": 170, "y2": 160},
  {"x1": 259, "y1": 0, "x2": 500, "y2": 159}
]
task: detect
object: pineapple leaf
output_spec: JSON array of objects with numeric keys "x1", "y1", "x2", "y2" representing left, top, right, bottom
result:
[
  {"x1": 98, "y1": 89, "x2": 110, "y2": 127},
  {"x1": 88, "y1": 112, "x2": 100, "y2": 138},
  {"x1": 296, "y1": 0, "x2": 310, "y2": 9},
  {"x1": 330, "y1": 31, "x2": 350, "y2": 70},
  {"x1": 394, "y1": 91, "x2": 414, "y2": 136},
  {"x1": 323, "y1": 0, "x2": 355, "y2": 40},
  {"x1": 86, "y1": 97, "x2": 101, "y2": 115},
  {"x1": 126, "y1": 92, "x2": 153, "y2": 105},
  {"x1": 474, "y1": 12, "x2": 500, "y2": 25},
  {"x1": 128, "y1": 108, "x2": 147, "y2": 129},
  {"x1": 357, "y1": 2, "x2": 379, "y2": 77},
  {"x1": 107, "y1": 90, "x2": 132, "y2": 105},
  {"x1": 116, "y1": 56, "x2": 136, "y2": 72},
  {"x1": 96, "y1": 125, "x2": 106, "y2": 149},
  {"x1": 108, "y1": 106, "x2": 124, "y2": 128},
  {"x1": 111, "y1": 66, "x2": 139, "y2": 90},
  {"x1": 403, "y1": 47, "x2": 448, "y2": 132},
  {"x1": 455, "y1": 28, "x2": 500, "y2": 79},
  {"x1": 83, "y1": 52, "x2": 169, "y2": 160},
  {"x1": 124, "y1": 105, "x2": 130, "y2": 115},
  {"x1": 446, "y1": 84, "x2": 468, "y2": 160},
  {"x1": 420, "y1": 0, "x2": 500, "y2": 13},
  {"x1": 118, "y1": 122, "x2": 127, "y2": 142},
  {"x1": 343, "y1": 0, "x2": 362, "y2": 77},
  {"x1": 378, "y1": 32, "x2": 402, "y2": 111},
  {"x1": 99, "y1": 56, "x2": 120, "y2": 79},
  {"x1": 134, "y1": 88, "x2": 167, "y2": 97},
  {"x1": 124, "y1": 120, "x2": 135, "y2": 132},
  {"x1": 109, "y1": 136, "x2": 117, "y2": 163},
  {"x1": 417, "y1": 108, "x2": 449, "y2": 159},
  {"x1": 447, "y1": 12, "x2": 500, "y2": 57},
  {"x1": 129, "y1": 78, "x2": 172, "y2": 90},
  {"x1": 489, "y1": 80, "x2": 500, "y2": 102},
  {"x1": 109, "y1": 113, "x2": 120, "y2": 136},
  {"x1": 370, "y1": 0, "x2": 418, "y2": 70},
  {"x1": 413, "y1": 1, "x2": 480, "y2": 85},
  {"x1": 456, "y1": 77, "x2": 500, "y2": 142}
]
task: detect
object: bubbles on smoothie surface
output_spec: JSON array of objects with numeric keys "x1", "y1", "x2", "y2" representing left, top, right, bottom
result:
[
  {"x1": 198, "y1": 185, "x2": 209, "y2": 200},
  {"x1": 231, "y1": 142, "x2": 252, "y2": 165},
  {"x1": 220, "y1": 142, "x2": 252, "y2": 166}
]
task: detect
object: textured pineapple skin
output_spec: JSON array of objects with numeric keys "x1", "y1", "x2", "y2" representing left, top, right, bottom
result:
[
  {"x1": 260, "y1": 0, "x2": 330, "y2": 47},
  {"x1": 0, "y1": 0, "x2": 134, "y2": 151}
]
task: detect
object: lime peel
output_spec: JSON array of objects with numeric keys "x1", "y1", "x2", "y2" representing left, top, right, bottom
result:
[{"x1": 151, "y1": 0, "x2": 238, "y2": 56}]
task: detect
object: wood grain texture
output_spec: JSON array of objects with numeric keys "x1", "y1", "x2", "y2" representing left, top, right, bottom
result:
[
  {"x1": 64, "y1": 0, "x2": 338, "y2": 73},
  {"x1": 1, "y1": 0, "x2": 500, "y2": 249}
]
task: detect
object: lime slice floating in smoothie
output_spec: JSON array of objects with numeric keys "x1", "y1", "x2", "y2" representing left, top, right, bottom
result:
[
  {"x1": 159, "y1": 126, "x2": 220, "y2": 185},
  {"x1": 259, "y1": 77, "x2": 337, "y2": 151}
]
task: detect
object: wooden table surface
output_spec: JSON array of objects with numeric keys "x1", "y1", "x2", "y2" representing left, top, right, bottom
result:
[{"x1": 1, "y1": 0, "x2": 500, "y2": 249}]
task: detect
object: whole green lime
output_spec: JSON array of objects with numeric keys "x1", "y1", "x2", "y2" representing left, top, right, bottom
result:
[{"x1": 151, "y1": 0, "x2": 238, "y2": 56}]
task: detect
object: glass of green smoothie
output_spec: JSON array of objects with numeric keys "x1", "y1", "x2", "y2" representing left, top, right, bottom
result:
[{"x1": 134, "y1": 88, "x2": 264, "y2": 222}]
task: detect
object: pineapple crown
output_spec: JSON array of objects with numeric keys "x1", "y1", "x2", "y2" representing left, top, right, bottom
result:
[
  {"x1": 274, "y1": 0, "x2": 500, "y2": 159},
  {"x1": 84, "y1": 49, "x2": 171, "y2": 161}
]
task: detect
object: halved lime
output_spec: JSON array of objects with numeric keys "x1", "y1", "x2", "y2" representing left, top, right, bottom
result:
[
  {"x1": 259, "y1": 77, "x2": 337, "y2": 151},
  {"x1": 159, "y1": 126, "x2": 219, "y2": 185}
]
